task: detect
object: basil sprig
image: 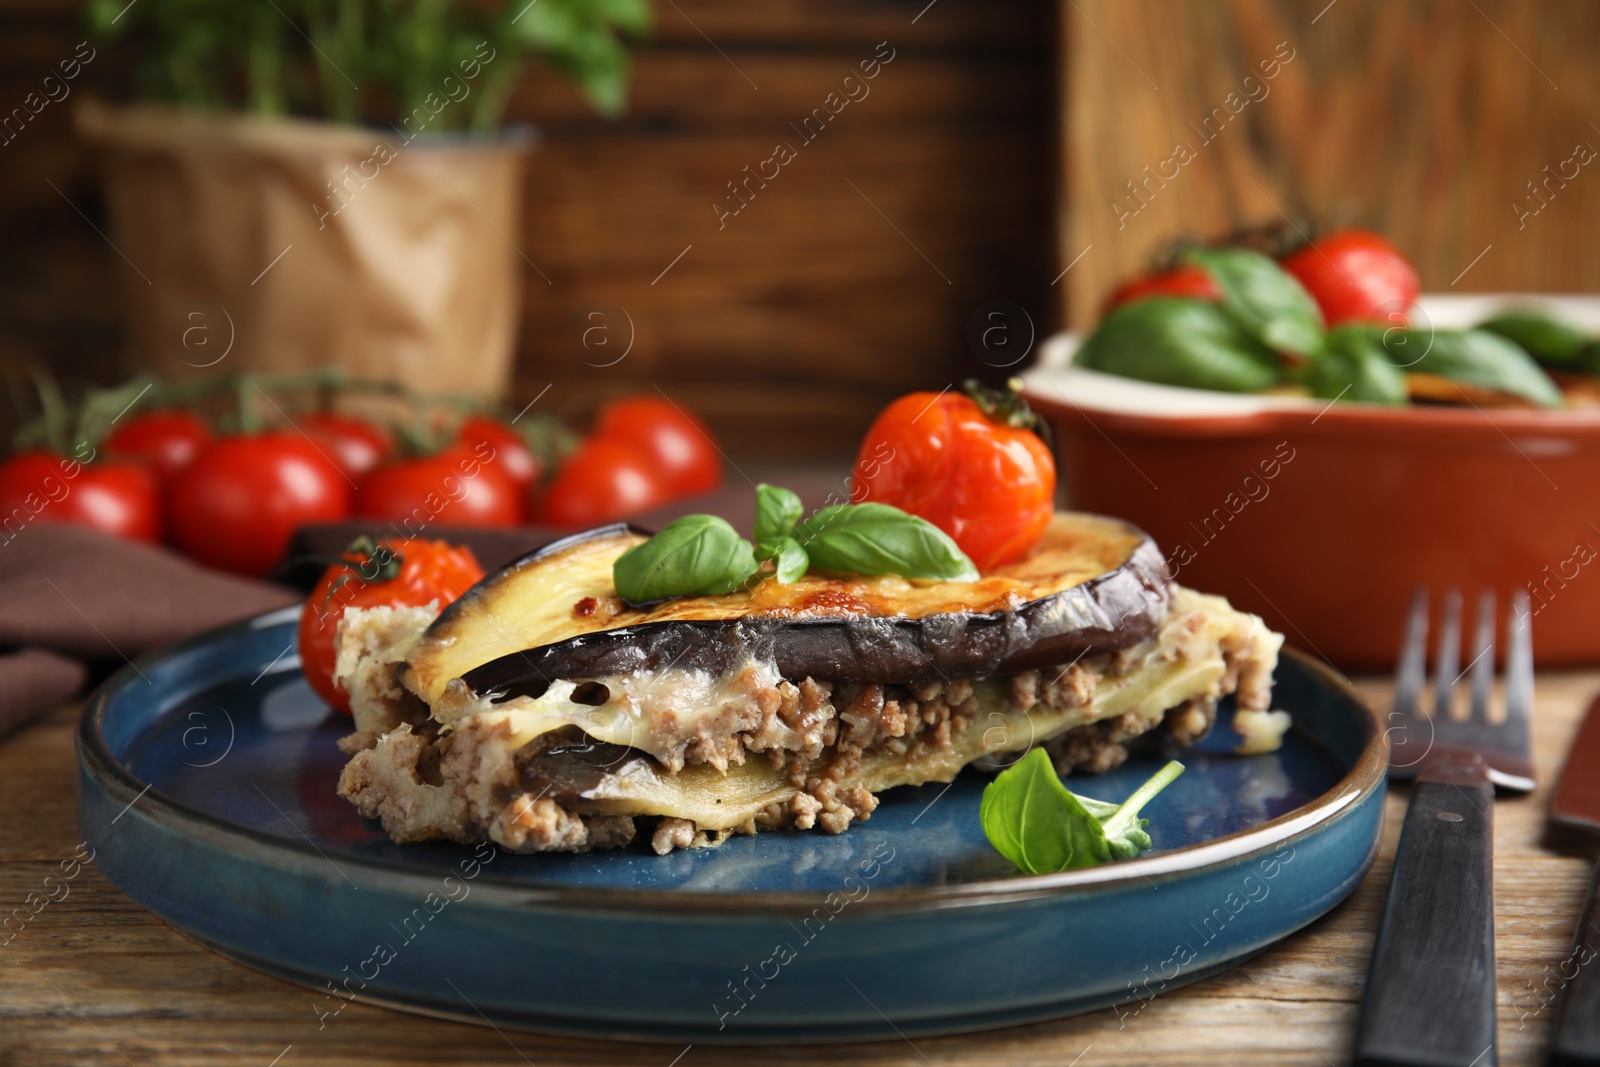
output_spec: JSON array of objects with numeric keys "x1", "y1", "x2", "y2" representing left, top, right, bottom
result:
[
  {"x1": 980, "y1": 749, "x2": 1184, "y2": 873},
  {"x1": 795, "y1": 502, "x2": 977, "y2": 581},
  {"x1": 1182, "y1": 246, "x2": 1325, "y2": 358},
  {"x1": 1387, "y1": 327, "x2": 1564, "y2": 408},
  {"x1": 1479, "y1": 309, "x2": 1591, "y2": 369},
  {"x1": 611, "y1": 483, "x2": 979, "y2": 603},
  {"x1": 612, "y1": 515, "x2": 757, "y2": 602},
  {"x1": 1307, "y1": 324, "x2": 1407, "y2": 404},
  {"x1": 1076, "y1": 298, "x2": 1281, "y2": 393}
]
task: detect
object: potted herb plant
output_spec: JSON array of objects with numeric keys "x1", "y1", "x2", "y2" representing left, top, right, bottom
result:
[{"x1": 78, "y1": 0, "x2": 649, "y2": 399}]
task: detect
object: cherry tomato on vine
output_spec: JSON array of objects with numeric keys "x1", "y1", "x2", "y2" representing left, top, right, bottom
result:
[
  {"x1": 1280, "y1": 229, "x2": 1420, "y2": 327},
  {"x1": 850, "y1": 385, "x2": 1056, "y2": 571},
  {"x1": 169, "y1": 433, "x2": 352, "y2": 576},
  {"x1": 302, "y1": 412, "x2": 391, "y2": 480},
  {"x1": 537, "y1": 437, "x2": 671, "y2": 527},
  {"x1": 456, "y1": 414, "x2": 539, "y2": 492},
  {"x1": 297, "y1": 537, "x2": 484, "y2": 714},
  {"x1": 593, "y1": 396, "x2": 723, "y2": 497},
  {"x1": 1102, "y1": 265, "x2": 1223, "y2": 316},
  {"x1": 356, "y1": 439, "x2": 524, "y2": 527},
  {"x1": 0, "y1": 449, "x2": 161, "y2": 543},
  {"x1": 102, "y1": 409, "x2": 211, "y2": 481}
]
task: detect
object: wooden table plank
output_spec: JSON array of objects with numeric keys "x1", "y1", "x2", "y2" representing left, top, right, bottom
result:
[{"x1": 1, "y1": 671, "x2": 1594, "y2": 1066}]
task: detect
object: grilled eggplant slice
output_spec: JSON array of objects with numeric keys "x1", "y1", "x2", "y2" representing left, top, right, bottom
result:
[{"x1": 400, "y1": 513, "x2": 1170, "y2": 704}]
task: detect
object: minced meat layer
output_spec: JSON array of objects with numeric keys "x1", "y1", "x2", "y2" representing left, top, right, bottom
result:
[{"x1": 341, "y1": 653, "x2": 1207, "y2": 856}]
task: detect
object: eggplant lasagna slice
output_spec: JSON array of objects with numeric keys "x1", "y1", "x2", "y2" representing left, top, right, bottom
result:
[{"x1": 335, "y1": 513, "x2": 1288, "y2": 855}]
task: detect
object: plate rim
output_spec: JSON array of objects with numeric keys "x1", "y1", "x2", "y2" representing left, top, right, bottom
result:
[{"x1": 79, "y1": 607, "x2": 1386, "y2": 917}]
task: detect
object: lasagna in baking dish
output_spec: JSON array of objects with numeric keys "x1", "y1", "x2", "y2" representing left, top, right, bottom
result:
[{"x1": 334, "y1": 513, "x2": 1287, "y2": 855}]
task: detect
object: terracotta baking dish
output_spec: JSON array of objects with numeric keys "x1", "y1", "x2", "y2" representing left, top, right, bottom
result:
[{"x1": 1021, "y1": 295, "x2": 1600, "y2": 670}]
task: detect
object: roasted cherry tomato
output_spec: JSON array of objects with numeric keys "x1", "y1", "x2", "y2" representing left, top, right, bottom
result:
[
  {"x1": 537, "y1": 437, "x2": 671, "y2": 527},
  {"x1": 356, "y1": 439, "x2": 523, "y2": 527},
  {"x1": 850, "y1": 385, "x2": 1056, "y2": 570},
  {"x1": 1280, "y1": 229, "x2": 1420, "y2": 327},
  {"x1": 1102, "y1": 265, "x2": 1223, "y2": 316},
  {"x1": 169, "y1": 433, "x2": 352, "y2": 576},
  {"x1": 0, "y1": 448, "x2": 161, "y2": 543},
  {"x1": 593, "y1": 395, "x2": 723, "y2": 497},
  {"x1": 102, "y1": 409, "x2": 211, "y2": 481},
  {"x1": 456, "y1": 414, "x2": 539, "y2": 492},
  {"x1": 297, "y1": 537, "x2": 484, "y2": 714},
  {"x1": 302, "y1": 412, "x2": 390, "y2": 480}
]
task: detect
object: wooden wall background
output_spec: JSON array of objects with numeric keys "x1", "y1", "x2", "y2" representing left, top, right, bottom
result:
[
  {"x1": 1062, "y1": 0, "x2": 1600, "y2": 327},
  {"x1": 3, "y1": 1, "x2": 1600, "y2": 457},
  {"x1": 0, "y1": 0, "x2": 1055, "y2": 460}
]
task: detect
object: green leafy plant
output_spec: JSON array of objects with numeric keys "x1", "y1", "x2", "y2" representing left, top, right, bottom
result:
[
  {"x1": 611, "y1": 483, "x2": 978, "y2": 604},
  {"x1": 85, "y1": 0, "x2": 651, "y2": 127},
  {"x1": 980, "y1": 749, "x2": 1185, "y2": 874}
]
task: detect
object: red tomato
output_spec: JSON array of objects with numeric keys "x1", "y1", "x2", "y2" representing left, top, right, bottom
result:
[
  {"x1": 0, "y1": 448, "x2": 161, "y2": 543},
  {"x1": 301, "y1": 412, "x2": 390, "y2": 480},
  {"x1": 850, "y1": 391, "x2": 1056, "y2": 571},
  {"x1": 456, "y1": 415, "x2": 538, "y2": 491},
  {"x1": 1280, "y1": 229, "x2": 1420, "y2": 327},
  {"x1": 1102, "y1": 265, "x2": 1223, "y2": 316},
  {"x1": 297, "y1": 538, "x2": 484, "y2": 714},
  {"x1": 356, "y1": 440, "x2": 523, "y2": 528},
  {"x1": 593, "y1": 396, "x2": 723, "y2": 497},
  {"x1": 537, "y1": 437, "x2": 671, "y2": 527},
  {"x1": 169, "y1": 433, "x2": 352, "y2": 576},
  {"x1": 102, "y1": 410, "x2": 211, "y2": 481}
]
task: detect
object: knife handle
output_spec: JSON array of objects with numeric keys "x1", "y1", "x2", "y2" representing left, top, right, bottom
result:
[
  {"x1": 1548, "y1": 858, "x2": 1600, "y2": 1066},
  {"x1": 1354, "y1": 769, "x2": 1497, "y2": 1067}
]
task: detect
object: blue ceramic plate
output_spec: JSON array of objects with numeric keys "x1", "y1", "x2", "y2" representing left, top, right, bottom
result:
[{"x1": 78, "y1": 607, "x2": 1385, "y2": 1043}]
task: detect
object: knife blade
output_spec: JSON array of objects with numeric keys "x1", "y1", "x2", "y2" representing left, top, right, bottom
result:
[{"x1": 1547, "y1": 694, "x2": 1600, "y2": 1066}]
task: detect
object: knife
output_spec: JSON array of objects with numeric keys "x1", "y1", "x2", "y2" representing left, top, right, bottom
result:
[{"x1": 1548, "y1": 694, "x2": 1600, "y2": 1066}]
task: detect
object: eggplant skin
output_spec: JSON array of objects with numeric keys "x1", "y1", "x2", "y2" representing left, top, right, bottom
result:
[{"x1": 458, "y1": 517, "x2": 1171, "y2": 694}]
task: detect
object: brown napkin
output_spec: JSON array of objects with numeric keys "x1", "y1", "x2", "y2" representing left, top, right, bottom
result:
[
  {"x1": 2, "y1": 473, "x2": 849, "y2": 741},
  {"x1": 0, "y1": 524, "x2": 300, "y2": 739}
]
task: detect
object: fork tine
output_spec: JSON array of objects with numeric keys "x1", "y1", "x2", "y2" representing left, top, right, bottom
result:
[
  {"x1": 1468, "y1": 590, "x2": 1495, "y2": 722},
  {"x1": 1504, "y1": 588, "x2": 1529, "y2": 748},
  {"x1": 1395, "y1": 588, "x2": 1428, "y2": 720},
  {"x1": 1432, "y1": 589, "x2": 1462, "y2": 720}
]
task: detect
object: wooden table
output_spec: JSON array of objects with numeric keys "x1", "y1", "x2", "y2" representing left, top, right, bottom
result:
[{"x1": 2, "y1": 672, "x2": 1594, "y2": 1067}]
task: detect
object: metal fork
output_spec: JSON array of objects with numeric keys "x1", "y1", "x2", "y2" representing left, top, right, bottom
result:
[{"x1": 1354, "y1": 588, "x2": 1536, "y2": 1067}]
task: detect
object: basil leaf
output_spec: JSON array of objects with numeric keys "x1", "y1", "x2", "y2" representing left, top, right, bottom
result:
[
  {"x1": 1385, "y1": 327, "x2": 1563, "y2": 408},
  {"x1": 1182, "y1": 246, "x2": 1325, "y2": 357},
  {"x1": 1077, "y1": 298, "x2": 1283, "y2": 393},
  {"x1": 1306, "y1": 325, "x2": 1408, "y2": 405},
  {"x1": 754, "y1": 483, "x2": 803, "y2": 552},
  {"x1": 979, "y1": 749, "x2": 1184, "y2": 873},
  {"x1": 796, "y1": 502, "x2": 978, "y2": 581},
  {"x1": 1478, "y1": 309, "x2": 1590, "y2": 369},
  {"x1": 769, "y1": 536, "x2": 809, "y2": 583},
  {"x1": 612, "y1": 514, "x2": 757, "y2": 603}
]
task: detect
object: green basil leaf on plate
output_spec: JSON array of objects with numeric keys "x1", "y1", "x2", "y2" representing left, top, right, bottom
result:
[
  {"x1": 1478, "y1": 309, "x2": 1591, "y2": 369},
  {"x1": 796, "y1": 502, "x2": 978, "y2": 581},
  {"x1": 1385, "y1": 327, "x2": 1564, "y2": 408},
  {"x1": 1182, "y1": 246, "x2": 1325, "y2": 358},
  {"x1": 1307, "y1": 325, "x2": 1408, "y2": 405},
  {"x1": 1076, "y1": 298, "x2": 1284, "y2": 393},
  {"x1": 613, "y1": 514, "x2": 758, "y2": 603},
  {"x1": 979, "y1": 748, "x2": 1185, "y2": 873},
  {"x1": 754, "y1": 482, "x2": 803, "y2": 552}
]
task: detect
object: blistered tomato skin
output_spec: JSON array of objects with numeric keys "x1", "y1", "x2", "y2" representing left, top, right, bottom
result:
[{"x1": 850, "y1": 392, "x2": 1056, "y2": 571}]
